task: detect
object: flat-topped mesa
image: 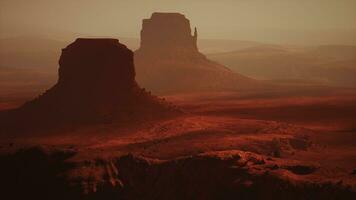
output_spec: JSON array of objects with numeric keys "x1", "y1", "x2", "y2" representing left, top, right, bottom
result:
[{"x1": 139, "y1": 12, "x2": 198, "y2": 52}]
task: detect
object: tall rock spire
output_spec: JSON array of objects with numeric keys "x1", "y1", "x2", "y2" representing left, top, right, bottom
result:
[{"x1": 193, "y1": 27, "x2": 198, "y2": 49}]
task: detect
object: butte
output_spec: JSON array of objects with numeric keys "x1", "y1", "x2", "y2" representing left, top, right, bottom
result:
[
  {"x1": 134, "y1": 12, "x2": 258, "y2": 94},
  {"x1": 0, "y1": 38, "x2": 177, "y2": 134}
]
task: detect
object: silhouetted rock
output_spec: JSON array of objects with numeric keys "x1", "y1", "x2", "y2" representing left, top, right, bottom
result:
[
  {"x1": 135, "y1": 12, "x2": 258, "y2": 94},
  {"x1": 140, "y1": 12, "x2": 198, "y2": 54},
  {"x1": 0, "y1": 38, "x2": 177, "y2": 133},
  {"x1": 1, "y1": 148, "x2": 354, "y2": 200},
  {"x1": 58, "y1": 38, "x2": 136, "y2": 92}
]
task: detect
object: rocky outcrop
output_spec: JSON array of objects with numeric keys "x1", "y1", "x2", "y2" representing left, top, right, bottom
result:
[
  {"x1": 135, "y1": 12, "x2": 258, "y2": 94},
  {"x1": 1, "y1": 147, "x2": 354, "y2": 200},
  {"x1": 0, "y1": 38, "x2": 178, "y2": 133}
]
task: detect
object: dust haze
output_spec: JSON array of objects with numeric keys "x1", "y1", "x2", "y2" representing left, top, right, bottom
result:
[
  {"x1": 0, "y1": 1, "x2": 356, "y2": 200},
  {"x1": 1, "y1": 0, "x2": 356, "y2": 44}
]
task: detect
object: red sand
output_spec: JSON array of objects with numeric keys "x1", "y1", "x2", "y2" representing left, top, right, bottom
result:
[{"x1": 1, "y1": 87, "x2": 356, "y2": 199}]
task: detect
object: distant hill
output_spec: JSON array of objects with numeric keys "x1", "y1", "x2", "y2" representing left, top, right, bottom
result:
[
  {"x1": 197, "y1": 39, "x2": 265, "y2": 54},
  {"x1": 0, "y1": 36, "x2": 65, "y2": 69},
  {"x1": 311, "y1": 45, "x2": 356, "y2": 61},
  {"x1": 207, "y1": 45, "x2": 356, "y2": 87}
]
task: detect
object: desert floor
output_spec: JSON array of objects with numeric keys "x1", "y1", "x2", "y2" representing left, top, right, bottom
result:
[{"x1": 1, "y1": 86, "x2": 355, "y2": 189}]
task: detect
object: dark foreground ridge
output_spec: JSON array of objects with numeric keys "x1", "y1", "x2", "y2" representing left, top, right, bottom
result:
[
  {"x1": 0, "y1": 146, "x2": 354, "y2": 200},
  {"x1": 135, "y1": 12, "x2": 259, "y2": 94},
  {"x1": 0, "y1": 38, "x2": 178, "y2": 133}
]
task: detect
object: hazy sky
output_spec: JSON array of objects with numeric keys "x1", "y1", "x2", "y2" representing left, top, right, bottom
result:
[{"x1": 1, "y1": 0, "x2": 356, "y2": 44}]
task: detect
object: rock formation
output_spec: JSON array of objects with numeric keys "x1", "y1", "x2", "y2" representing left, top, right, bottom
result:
[
  {"x1": 1, "y1": 147, "x2": 354, "y2": 200},
  {"x1": 0, "y1": 38, "x2": 176, "y2": 133},
  {"x1": 139, "y1": 12, "x2": 198, "y2": 54},
  {"x1": 135, "y1": 12, "x2": 258, "y2": 94}
]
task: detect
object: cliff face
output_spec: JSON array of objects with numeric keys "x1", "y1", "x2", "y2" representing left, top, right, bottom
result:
[
  {"x1": 51, "y1": 38, "x2": 138, "y2": 113},
  {"x1": 58, "y1": 38, "x2": 136, "y2": 92},
  {"x1": 135, "y1": 12, "x2": 257, "y2": 94},
  {"x1": 0, "y1": 38, "x2": 177, "y2": 133},
  {"x1": 139, "y1": 13, "x2": 198, "y2": 54}
]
